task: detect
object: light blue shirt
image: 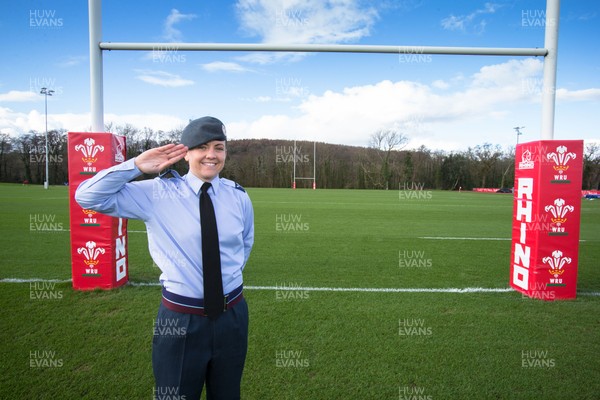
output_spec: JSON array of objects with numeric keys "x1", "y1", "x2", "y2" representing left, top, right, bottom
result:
[{"x1": 75, "y1": 158, "x2": 254, "y2": 299}]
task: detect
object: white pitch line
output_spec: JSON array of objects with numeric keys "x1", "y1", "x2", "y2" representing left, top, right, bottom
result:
[
  {"x1": 4, "y1": 278, "x2": 598, "y2": 296},
  {"x1": 245, "y1": 285, "x2": 513, "y2": 293},
  {"x1": 419, "y1": 236, "x2": 587, "y2": 242},
  {"x1": 3, "y1": 279, "x2": 507, "y2": 292},
  {"x1": 2, "y1": 278, "x2": 72, "y2": 283},
  {"x1": 31, "y1": 232, "x2": 591, "y2": 242},
  {"x1": 127, "y1": 282, "x2": 513, "y2": 293},
  {"x1": 1, "y1": 278, "x2": 509, "y2": 292}
]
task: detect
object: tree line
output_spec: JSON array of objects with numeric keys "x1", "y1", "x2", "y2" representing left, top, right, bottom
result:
[{"x1": 1, "y1": 126, "x2": 598, "y2": 190}]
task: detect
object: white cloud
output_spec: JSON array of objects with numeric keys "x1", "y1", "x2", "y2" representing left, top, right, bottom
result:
[
  {"x1": 0, "y1": 107, "x2": 40, "y2": 134},
  {"x1": 0, "y1": 91, "x2": 39, "y2": 102},
  {"x1": 0, "y1": 106, "x2": 187, "y2": 136},
  {"x1": 102, "y1": 113, "x2": 187, "y2": 133},
  {"x1": 56, "y1": 55, "x2": 87, "y2": 68},
  {"x1": 556, "y1": 88, "x2": 600, "y2": 102},
  {"x1": 235, "y1": 0, "x2": 378, "y2": 63},
  {"x1": 135, "y1": 70, "x2": 194, "y2": 87},
  {"x1": 201, "y1": 62, "x2": 253, "y2": 73},
  {"x1": 239, "y1": 96, "x2": 294, "y2": 103},
  {"x1": 471, "y1": 58, "x2": 542, "y2": 88},
  {"x1": 3, "y1": 59, "x2": 597, "y2": 152},
  {"x1": 235, "y1": 52, "x2": 307, "y2": 65},
  {"x1": 163, "y1": 9, "x2": 197, "y2": 42},
  {"x1": 431, "y1": 80, "x2": 450, "y2": 90},
  {"x1": 441, "y1": 2, "x2": 501, "y2": 33},
  {"x1": 226, "y1": 58, "x2": 593, "y2": 149},
  {"x1": 577, "y1": 12, "x2": 597, "y2": 21}
]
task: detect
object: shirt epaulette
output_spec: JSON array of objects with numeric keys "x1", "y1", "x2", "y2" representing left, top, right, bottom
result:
[
  {"x1": 159, "y1": 169, "x2": 183, "y2": 180},
  {"x1": 221, "y1": 178, "x2": 246, "y2": 193}
]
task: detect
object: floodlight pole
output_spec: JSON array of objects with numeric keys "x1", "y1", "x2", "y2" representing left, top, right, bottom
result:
[
  {"x1": 89, "y1": 0, "x2": 104, "y2": 132},
  {"x1": 40, "y1": 87, "x2": 54, "y2": 189},
  {"x1": 541, "y1": 0, "x2": 560, "y2": 140},
  {"x1": 293, "y1": 140, "x2": 296, "y2": 189},
  {"x1": 313, "y1": 141, "x2": 316, "y2": 190},
  {"x1": 514, "y1": 126, "x2": 525, "y2": 145}
]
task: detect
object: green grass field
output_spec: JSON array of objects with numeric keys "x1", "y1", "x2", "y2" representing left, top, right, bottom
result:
[{"x1": 1, "y1": 183, "x2": 599, "y2": 399}]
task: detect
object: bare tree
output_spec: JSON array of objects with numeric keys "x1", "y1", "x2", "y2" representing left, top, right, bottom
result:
[
  {"x1": 583, "y1": 142, "x2": 600, "y2": 190},
  {"x1": 369, "y1": 129, "x2": 408, "y2": 189},
  {"x1": 499, "y1": 145, "x2": 515, "y2": 189},
  {"x1": 472, "y1": 143, "x2": 502, "y2": 188},
  {"x1": 14, "y1": 133, "x2": 36, "y2": 183},
  {"x1": 0, "y1": 133, "x2": 12, "y2": 180}
]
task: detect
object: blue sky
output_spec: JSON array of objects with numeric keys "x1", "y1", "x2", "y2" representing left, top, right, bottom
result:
[{"x1": 1, "y1": 0, "x2": 598, "y2": 151}]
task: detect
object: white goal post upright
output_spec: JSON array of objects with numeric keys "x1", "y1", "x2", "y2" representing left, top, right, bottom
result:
[
  {"x1": 89, "y1": 0, "x2": 103, "y2": 132},
  {"x1": 88, "y1": 0, "x2": 560, "y2": 139},
  {"x1": 541, "y1": 0, "x2": 560, "y2": 140}
]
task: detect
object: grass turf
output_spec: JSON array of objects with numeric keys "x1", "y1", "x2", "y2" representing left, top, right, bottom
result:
[{"x1": 0, "y1": 183, "x2": 599, "y2": 399}]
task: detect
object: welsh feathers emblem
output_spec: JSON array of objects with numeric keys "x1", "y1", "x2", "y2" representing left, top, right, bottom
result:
[
  {"x1": 77, "y1": 241, "x2": 105, "y2": 266},
  {"x1": 544, "y1": 198, "x2": 574, "y2": 225},
  {"x1": 543, "y1": 250, "x2": 571, "y2": 278},
  {"x1": 75, "y1": 138, "x2": 105, "y2": 166},
  {"x1": 546, "y1": 145, "x2": 576, "y2": 174}
]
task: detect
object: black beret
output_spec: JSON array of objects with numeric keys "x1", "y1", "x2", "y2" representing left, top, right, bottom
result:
[{"x1": 181, "y1": 116, "x2": 227, "y2": 149}]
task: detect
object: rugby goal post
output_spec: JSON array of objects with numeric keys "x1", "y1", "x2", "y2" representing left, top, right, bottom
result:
[
  {"x1": 84, "y1": 0, "x2": 585, "y2": 300},
  {"x1": 292, "y1": 140, "x2": 316, "y2": 189}
]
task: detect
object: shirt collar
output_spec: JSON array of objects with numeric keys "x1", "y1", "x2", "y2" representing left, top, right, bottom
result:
[{"x1": 185, "y1": 172, "x2": 221, "y2": 196}]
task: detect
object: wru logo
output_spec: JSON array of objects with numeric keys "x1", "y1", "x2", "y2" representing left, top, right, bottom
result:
[{"x1": 77, "y1": 241, "x2": 105, "y2": 266}]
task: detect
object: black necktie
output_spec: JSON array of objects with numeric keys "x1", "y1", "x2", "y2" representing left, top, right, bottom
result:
[{"x1": 200, "y1": 182, "x2": 223, "y2": 319}]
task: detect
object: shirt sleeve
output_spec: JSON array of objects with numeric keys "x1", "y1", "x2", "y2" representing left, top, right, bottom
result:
[
  {"x1": 242, "y1": 193, "x2": 255, "y2": 268},
  {"x1": 74, "y1": 158, "x2": 153, "y2": 221}
]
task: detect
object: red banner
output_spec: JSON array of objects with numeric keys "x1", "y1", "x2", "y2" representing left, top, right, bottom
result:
[
  {"x1": 510, "y1": 140, "x2": 584, "y2": 300},
  {"x1": 67, "y1": 132, "x2": 128, "y2": 290},
  {"x1": 472, "y1": 188, "x2": 500, "y2": 193}
]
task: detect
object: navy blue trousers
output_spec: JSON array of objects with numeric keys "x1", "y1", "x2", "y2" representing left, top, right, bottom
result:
[{"x1": 152, "y1": 298, "x2": 249, "y2": 400}]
